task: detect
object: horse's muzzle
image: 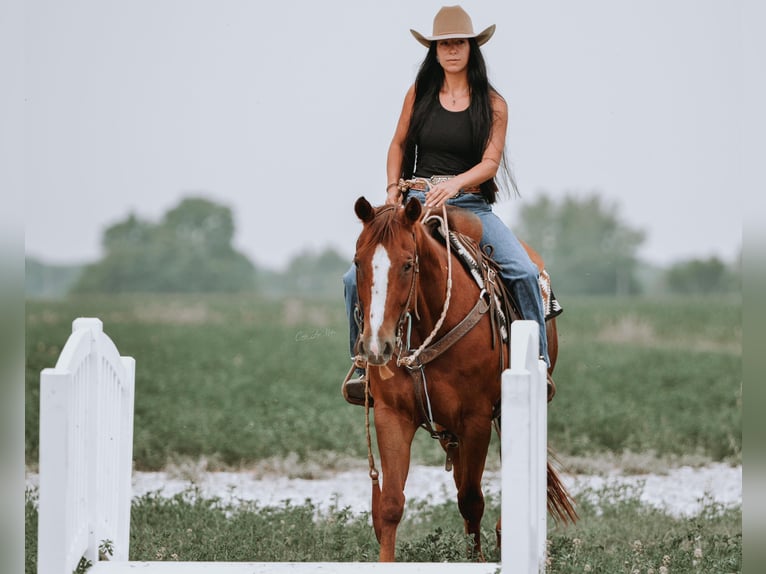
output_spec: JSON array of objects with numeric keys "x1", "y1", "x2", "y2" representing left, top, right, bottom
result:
[{"x1": 358, "y1": 337, "x2": 394, "y2": 366}]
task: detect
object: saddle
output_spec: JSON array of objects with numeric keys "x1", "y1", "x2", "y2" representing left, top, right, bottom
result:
[
  {"x1": 423, "y1": 211, "x2": 516, "y2": 349},
  {"x1": 424, "y1": 207, "x2": 562, "y2": 327}
]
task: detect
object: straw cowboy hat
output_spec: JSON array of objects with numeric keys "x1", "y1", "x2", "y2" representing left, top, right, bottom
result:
[{"x1": 410, "y1": 5, "x2": 496, "y2": 47}]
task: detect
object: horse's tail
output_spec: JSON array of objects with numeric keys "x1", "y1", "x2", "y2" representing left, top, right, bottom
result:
[{"x1": 546, "y1": 453, "x2": 578, "y2": 524}]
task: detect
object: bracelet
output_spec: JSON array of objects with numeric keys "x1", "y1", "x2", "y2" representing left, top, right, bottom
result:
[{"x1": 386, "y1": 182, "x2": 398, "y2": 192}]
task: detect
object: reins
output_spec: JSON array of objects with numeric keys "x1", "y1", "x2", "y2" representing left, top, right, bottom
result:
[
  {"x1": 358, "y1": 182, "x2": 496, "y2": 481},
  {"x1": 364, "y1": 369, "x2": 379, "y2": 485},
  {"x1": 397, "y1": 200, "x2": 454, "y2": 370}
]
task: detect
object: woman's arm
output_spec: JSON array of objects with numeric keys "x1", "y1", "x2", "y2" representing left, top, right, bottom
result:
[
  {"x1": 385, "y1": 85, "x2": 416, "y2": 205},
  {"x1": 426, "y1": 92, "x2": 508, "y2": 208}
]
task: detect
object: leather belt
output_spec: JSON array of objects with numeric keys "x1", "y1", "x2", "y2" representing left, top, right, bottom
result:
[{"x1": 407, "y1": 176, "x2": 482, "y2": 194}]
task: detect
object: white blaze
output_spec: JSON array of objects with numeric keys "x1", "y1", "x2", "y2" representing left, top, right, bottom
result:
[{"x1": 368, "y1": 244, "x2": 391, "y2": 356}]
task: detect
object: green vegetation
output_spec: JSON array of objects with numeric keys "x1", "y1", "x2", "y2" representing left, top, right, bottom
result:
[
  {"x1": 25, "y1": 484, "x2": 740, "y2": 571},
  {"x1": 72, "y1": 197, "x2": 256, "y2": 294},
  {"x1": 26, "y1": 193, "x2": 742, "y2": 301},
  {"x1": 25, "y1": 294, "x2": 742, "y2": 470},
  {"x1": 666, "y1": 256, "x2": 741, "y2": 295},
  {"x1": 549, "y1": 296, "x2": 742, "y2": 462},
  {"x1": 258, "y1": 247, "x2": 351, "y2": 298},
  {"x1": 24, "y1": 294, "x2": 741, "y2": 570},
  {"x1": 515, "y1": 193, "x2": 646, "y2": 296},
  {"x1": 26, "y1": 293, "x2": 368, "y2": 470},
  {"x1": 25, "y1": 257, "x2": 84, "y2": 299},
  {"x1": 545, "y1": 484, "x2": 740, "y2": 573}
]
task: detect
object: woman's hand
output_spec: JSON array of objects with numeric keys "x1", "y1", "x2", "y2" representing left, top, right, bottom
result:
[
  {"x1": 425, "y1": 180, "x2": 461, "y2": 209},
  {"x1": 385, "y1": 189, "x2": 401, "y2": 206}
]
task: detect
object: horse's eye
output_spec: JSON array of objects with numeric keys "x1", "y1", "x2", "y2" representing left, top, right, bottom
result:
[{"x1": 403, "y1": 261, "x2": 413, "y2": 272}]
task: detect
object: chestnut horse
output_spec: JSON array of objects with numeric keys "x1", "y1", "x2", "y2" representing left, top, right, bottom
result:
[{"x1": 352, "y1": 196, "x2": 575, "y2": 562}]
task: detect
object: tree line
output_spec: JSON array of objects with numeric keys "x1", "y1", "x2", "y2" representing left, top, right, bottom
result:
[
  {"x1": 25, "y1": 194, "x2": 740, "y2": 299},
  {"x1": 515, "y1": 193, "x2": 740, "y2": 296}
]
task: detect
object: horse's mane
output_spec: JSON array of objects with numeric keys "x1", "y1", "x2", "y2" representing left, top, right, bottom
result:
[
  {"x1": 356, "y1": 203, "x2": 480, "y2": 265},
  {"x1": 356, "y1": 206, "x2": 407, "y2": 254}
]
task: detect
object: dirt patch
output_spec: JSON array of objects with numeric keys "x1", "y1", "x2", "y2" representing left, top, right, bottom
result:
[
  {"x1": 597, "y1": 315, "x2": 655, "y2": 345},
  {"x1": 130, "y1": 301, "x2": 222, "y2": 325},
  {"x1": 162, "y1": 451, "x2": 367, "y2": 481},
  {"x1": 281, "y1": 298, "x2": 332, "y2": 328},
  {"x1": 557, "y1": 450, "x2": 719, "y2": 476},
  {"x1": 26, "y1": 461, "x2": 741, "y2": 519},
  {"x1": 596, "y1": 315, "x2": 741, "y2": 354}
]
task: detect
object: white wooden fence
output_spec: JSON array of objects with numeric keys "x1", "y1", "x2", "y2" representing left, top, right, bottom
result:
[
  {"x1": 37, "y1": 318, "x2": 135, "y2": 573},
  {"x1": 37, "y1": 319, "x2": 547, "y2": 574}
]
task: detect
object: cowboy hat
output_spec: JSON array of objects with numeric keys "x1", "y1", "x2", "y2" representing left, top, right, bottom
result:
[{"x1": 410, "y1": 5, "x2": 496, "y2": 47}]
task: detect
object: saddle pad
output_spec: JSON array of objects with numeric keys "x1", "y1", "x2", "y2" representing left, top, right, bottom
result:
[
  {"x1": 424, "y1": 213, "x2": 562, "y2": 322},
  {"x1": 539, "y1": 269, "x2": 563, "y2": 321}
]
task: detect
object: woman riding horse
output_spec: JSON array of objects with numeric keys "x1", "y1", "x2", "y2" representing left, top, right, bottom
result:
[{"x1": 343, "y1": 5, "x2": 553, "y2": 402}]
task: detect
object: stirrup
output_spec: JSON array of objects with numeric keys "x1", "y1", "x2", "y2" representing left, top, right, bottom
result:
[{"x1": 341, "y1": 364, "x2": 372, "y2": 407}]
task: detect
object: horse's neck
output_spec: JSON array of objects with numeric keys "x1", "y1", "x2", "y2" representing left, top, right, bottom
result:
[{"x1": 414, "y1": 228, "x2": 474, "y2": 332}]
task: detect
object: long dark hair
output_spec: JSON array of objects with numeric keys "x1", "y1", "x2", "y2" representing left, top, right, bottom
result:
[{"x1": 401, "y1": 38, "x2": 518, "y2": 203}]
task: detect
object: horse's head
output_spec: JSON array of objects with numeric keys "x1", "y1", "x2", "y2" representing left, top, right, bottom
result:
[{"x1": 353, "y1": 196, "x2": 422, "y2": 366}]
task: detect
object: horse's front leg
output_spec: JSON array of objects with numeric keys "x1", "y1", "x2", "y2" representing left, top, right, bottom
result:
[
  {"x1": 455, "y1": 417, "x2": 492, "y2": 560},
  {"x1": 372, "y1": 405, "x2": 417, "y2": 562}
]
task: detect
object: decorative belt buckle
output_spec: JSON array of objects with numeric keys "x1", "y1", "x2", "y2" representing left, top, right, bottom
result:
[{"x1": 429, "y1": 175, "x2": 453, "y2": 185}]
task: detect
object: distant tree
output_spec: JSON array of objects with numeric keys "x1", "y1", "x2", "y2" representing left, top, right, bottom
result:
[
  {"x1": 515, "y1": 192, "x2": 646, "y2": 295},
  {"x1": 102, "y1": 213, "x2": 153, "y2": 252},
  {"x1": 160, "y1": 198, "x2": 236, "y2": 257},
  {"x1": 73, "y1": 197, "x2": 256, "y2": 293},
  {"x1": 665, "y1": 256, "x2": 738, "y2": 295},
  {"x1": 25, "y1": 257, "x2": 84, "y2": 299},
  {"x1": 264, "y1": 247, "x2": 350, "y2": 297}
]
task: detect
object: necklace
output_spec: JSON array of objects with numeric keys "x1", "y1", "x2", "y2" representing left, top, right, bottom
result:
[{"x1": 445, "y1": 89, "x2": 469, "y2": 106}]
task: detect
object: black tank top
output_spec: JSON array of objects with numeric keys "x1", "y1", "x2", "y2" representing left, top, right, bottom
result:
[{"x1": 414, "y1": 101, "x2": 475, "y2": 178}]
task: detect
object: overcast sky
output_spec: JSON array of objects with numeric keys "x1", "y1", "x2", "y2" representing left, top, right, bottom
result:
[{"x1": 24, "y1": 0, "x2": 755, "y2": 271}]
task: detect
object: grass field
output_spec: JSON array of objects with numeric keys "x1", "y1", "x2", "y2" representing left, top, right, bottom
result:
[
  {"x1": 24, "y1": 293, "x2": 742, "y2": 570},
  {"x1": 25, "y1": 484, "x2": 741, "y2": 572},
  {"x1": 25, "y1": 293, "x2": 742, "y2": 470}
]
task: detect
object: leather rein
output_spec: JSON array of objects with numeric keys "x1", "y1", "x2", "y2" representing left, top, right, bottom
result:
[
  {"x1": 391, "y1": 206, "x2": 497, "y2": 451},
  {"x1": 358, "y1": 196, "x2": 509, "y2": 476}
]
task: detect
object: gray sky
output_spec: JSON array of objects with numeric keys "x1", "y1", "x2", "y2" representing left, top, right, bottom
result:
[{"x1": 25, "y1": 0, "x2": 750, "y2": 271}]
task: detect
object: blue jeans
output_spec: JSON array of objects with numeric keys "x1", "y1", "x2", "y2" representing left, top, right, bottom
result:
[{"x1": 343, "y1": 190, "x2": 549, "y2": 366}]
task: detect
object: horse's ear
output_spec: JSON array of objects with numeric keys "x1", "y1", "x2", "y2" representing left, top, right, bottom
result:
[
  {"x1": 355, "y1": 197, "x2": 375, "y2": 223},
  {"x1": 403, "y1": 197, "x2": 422, "y2": 224}
]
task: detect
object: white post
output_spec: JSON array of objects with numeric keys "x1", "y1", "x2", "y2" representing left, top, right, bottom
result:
[
  {"x1": 535, "y1": 355, "x2": 548, "y2": 566},
  {"x1": 114, "y1": 356, "x2": 135, "y2": 560},
  {"x1": 501, "y1": 320, "x2": 547, "y2": 574},
  {"x1": 38, "y1": 370, "x2": 79, "y2": 574},
  {"x1": 37, "y1": 318, "x2": 135, "y2": 572},
  {"x1": 38, "y1": 319, "x2": 99, "y2": 574}
]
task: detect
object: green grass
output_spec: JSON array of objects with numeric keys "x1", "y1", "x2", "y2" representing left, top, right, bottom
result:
[
  {"x1": 25, "y1": 485, "x2": 741, "y2": 571},
  {"x1": 25, "y1": 293, "x2": 742, "y2": 469},
  {"x1": 26, "y1": 294, "x2": 372, "y2": 469},
  {"x1": 549, "y1": 296, "x2": 742, "y2": 462},
  {"x1": 545, "y1": 484, "x2": 741, "y2": 573},
  {"x1": 24, "y1": 294, "x2": 742, "y2": 570}
]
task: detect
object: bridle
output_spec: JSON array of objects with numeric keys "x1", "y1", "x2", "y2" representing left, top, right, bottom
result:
[
  {"x1": 397, "y1": 204, "x2": 455, "y2": 369},
  {"x1": 355, "y1": 198, "x2": 457, "y2": 364},
  {"x1": 357, "y1": 203, "x2": 455, "y2": 370},
  {"x1": 357, "y1": 200, "x2": 494, "y2": 474}
]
